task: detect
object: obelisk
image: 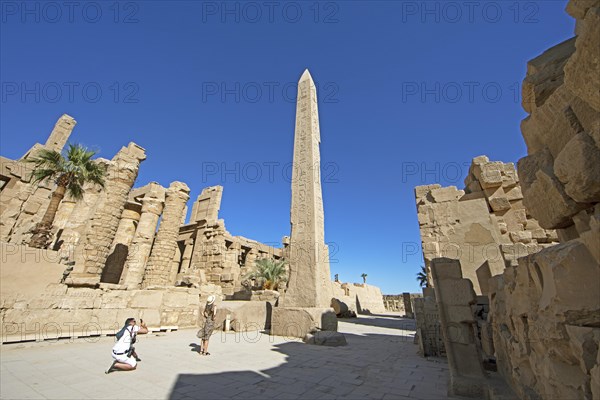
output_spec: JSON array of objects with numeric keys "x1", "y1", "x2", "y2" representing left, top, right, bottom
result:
[{"x1": 282, "y1": 69, "x2": 333, "y2": 308}]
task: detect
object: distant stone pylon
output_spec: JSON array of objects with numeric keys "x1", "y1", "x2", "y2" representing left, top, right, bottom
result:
[{"x1": 282, "y1": 69, "x2": 333, "y2": 308}]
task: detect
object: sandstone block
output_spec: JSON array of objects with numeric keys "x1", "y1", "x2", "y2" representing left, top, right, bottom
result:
[
  {"x1": 523, "y1": 169, "x2": 590, "y2": 229},
  {"x1": 430, "y1": 258, "x2": 464, "y2": 280},
  {"x1": 271, "y1": 307, "x2": 337, "y2": 338},
  {"x1": 489, "y1": 196, "x2": 511, "y2": 212},
  {"x1": 415, "y1": 184, "x2": 441, "y2": 202},
  {"x1": 162, "y1": 291, "x2": 198, "y2": 308},
  {"x1": 505, "y1": 186, "x2": 524, "y2": 201},
  {"x1": 303, "y1": 331, "x2": 347, "y2": 346},
  {"x1": 22, "y1": 201, "x2": 42, "y2": 215},
  {"x1": 521, "y1": 38, "x2": 576, "y2": 113},
  {"x1": 510, "y1": 231, "x2": 533, "y2": 244},
  {"x1": 564, "y1": 5, "x2": 600, "y2": 111},
  {"x1": 554, "y1": 132, "x2": 600, "y2": 203},
  {"x1": 130, "y1": 291, "x2": 164, "y2": 309},
  {"x1": 100, "y1": 291, "x2": 131, "y2": 309},
  {"x1": 430, "y1": 186, "x2": 464, "y2": 203},
  {"x1": 535, "y1": 240, "x2": 600, "y2": 316},
  {"x1": 521, "y1": 86, "x2": 584, "y2": 157},
  {"x1": 218, "y1": 301, "x2": 271, "y2": 331},
  {"x1": 477, "y1": 165, "x2": 503, "y2": 189}
]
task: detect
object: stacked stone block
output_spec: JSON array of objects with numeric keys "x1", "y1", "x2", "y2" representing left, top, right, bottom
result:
[
  {"x1": 68, "y1": 143, "x2": 146, "y2": 287},
  {"x1": 119, "y1": 183, "x2": 165, "y2": 289},
  {"x1": 416, "y1": 157, "x2": 559, "y2": 295},
  {"x1": 143, "y1": 181, "x2": 190, "y2": 288},
  {"x1": 489, "y1": 1, "x2": 600, "y2": 398}
]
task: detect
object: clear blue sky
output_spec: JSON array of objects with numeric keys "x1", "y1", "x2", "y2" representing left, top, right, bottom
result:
[{"x1": 1, "y1": 1, "x2": 574, "y2": 294}]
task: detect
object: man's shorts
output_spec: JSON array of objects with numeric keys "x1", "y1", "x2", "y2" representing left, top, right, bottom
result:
[{"x1": 112, "y1": 352, "x2": 137, "y2": 367}]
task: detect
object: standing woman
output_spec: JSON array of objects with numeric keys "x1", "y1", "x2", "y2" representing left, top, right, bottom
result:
[{"x1": 199, "y1": 295, "x2": 217, "y2": 355}]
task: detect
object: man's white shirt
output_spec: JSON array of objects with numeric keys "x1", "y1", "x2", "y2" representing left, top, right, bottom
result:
[{"x1": 112, "y1": 325, "x2": 140, "y2": 353}]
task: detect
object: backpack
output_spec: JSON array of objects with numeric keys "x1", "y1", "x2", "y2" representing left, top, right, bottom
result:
[{"x1": 115, "y1": 326, "x2": 127, "y2": 340}]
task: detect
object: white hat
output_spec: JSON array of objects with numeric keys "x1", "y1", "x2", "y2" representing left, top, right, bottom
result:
[{"x1": 207, "y1": 295, "x2": 216, "y2": 305}]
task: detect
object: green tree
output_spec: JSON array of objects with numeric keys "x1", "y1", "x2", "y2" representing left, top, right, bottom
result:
[
  {"x1": 361, "y1": 273, "x2": 368, "y2": 283},
  {"x1": 416, "y1": 265, "x2": 429, "y2": 288},
  {"x1": 27, "y1": 144, "x2": 105, "y2": 248},
  {"x1": 245, "y1": 258, "x2": 288, "y2": 290}
]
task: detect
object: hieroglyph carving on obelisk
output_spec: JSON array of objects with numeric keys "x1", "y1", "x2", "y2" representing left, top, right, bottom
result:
[{"x1": 283, "y1": 69, "x2": 332, "y2": 308}]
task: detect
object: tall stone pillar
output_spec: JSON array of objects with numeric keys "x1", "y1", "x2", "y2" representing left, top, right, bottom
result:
[
  {"x1": 142, "y1": 181, "x2": 190, "y2": 288},
  {"x1": 190, "y1": 185, "x2": 222, "y2": 224},
  {"x1": 282, "y1": 69, "x2": 332, "y2": 308},
  {"x1": 177, "y1": 238, "x2": 195, "y2": 276},
  {"x1": 51, "y1": 159, "x2": 111, "y2": 259},
  {"x1": 67, "y1": 143, "x2": 146, "y2": 287},
  {"x1": 100, "y1": 205, "x2": 142, "y2": 284},
  {"x1": 44, "y1": 114, "x2": 76, "y2": 153},
  {"x1": 430, "y1": 258, "x2": 487, "y2": 398},
  {"x1": 168, "y1": 244, "x2": 183, "y2": 286},
  {"x1": 119, "y1": 184, "x2": 166, "y2": 289},
  {"x1": 272, "y1": 70, "x2": 336, "y2": 338}
]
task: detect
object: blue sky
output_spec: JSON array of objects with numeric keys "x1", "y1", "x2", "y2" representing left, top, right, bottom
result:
[{"x1": 1, "y1": 1, "x2": 574, "y2": 293}]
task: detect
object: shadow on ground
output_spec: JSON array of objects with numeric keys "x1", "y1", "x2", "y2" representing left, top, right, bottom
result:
[
  {"x1": 341, "y1": 315, "x2": 417, "y2": 330},
  {"x1": 168, "y1": 316, "x2": 448, "y2": 400}
]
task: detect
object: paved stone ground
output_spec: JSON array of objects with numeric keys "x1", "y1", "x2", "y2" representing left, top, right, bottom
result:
[{"x1": 1, "y1": 313, "x2": 455, "y2": 399}]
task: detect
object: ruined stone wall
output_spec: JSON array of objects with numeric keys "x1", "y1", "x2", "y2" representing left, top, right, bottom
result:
[
  {"x1": 383, "y1": 294, "x2": 405, "y2": 313},
  {"x1": 416, "y1": 156, "x2": 558, "y2": 295},
  {"x1": 0, "y1": 243, "x2": 224, "y2": 343},
  {"x1": 0, "y1": 115, "x2": 77, "y2": 244},
  {"x1": 489, "y1": 1, "x2": 600, "y2": 398},
  {"x1": 331, "y1": 282, "x2": 386, "y2": 314},
  {"x1": 413, "y1": 288, "x2": 445, "y2": 357}
]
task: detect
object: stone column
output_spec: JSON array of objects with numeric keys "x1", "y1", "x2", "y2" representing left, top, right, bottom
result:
[
  {"x1": 100, "y1": 205, "x2": 142, "y2": 284},
  {"x1": 51, "y1": 159, "x2": 111, "y2": 259},
  {"x1": 44, "y1": 114, "x2": 76, "y2": 153},
  {"x1": 177, "y1": 238, "x2": 194, "y2": 276},
  {"x1": 142, "y1": 181, "x2": 190, "y2": 288},
  {"x1": 430, "y1": 258, "x2": 487, "y2": 398},
  {"x1": 119, "y1": 184, "x2": 165, "y2": 289},
  {"x1": 402, "y1": 292, "x2": 414, "y2": 318},
  {"x1": 67, "y1": 143, "x2": 146, "y2": 287},
  {"x1": 168, "y1": 244, "x2": 183, "y2": 286},
  {"x1": 282, "y1": 69, "x2": 332, "y2": 308},
  {"x1": 190, "y1": 185, "x2": 222, "y2": 224}
]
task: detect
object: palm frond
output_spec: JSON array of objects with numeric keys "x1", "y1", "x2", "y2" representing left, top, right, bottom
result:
[
  {"x1": 26, "y1": 149, "x2": 66, "y2": 184},
  {"x1": 244, "y1": 258, "x2": 289, "y2": 289}
]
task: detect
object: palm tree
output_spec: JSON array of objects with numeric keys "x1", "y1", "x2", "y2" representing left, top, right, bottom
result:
[
  {"x1": 27, "y1": 144, "x2": 106, "y2": 249},
  {"x1": 361, "y1": 273, "x2": 367, "y2": 283},
  {"x1": 244, "y1": 258, "x2": 288, "y2": 290},
  {"x1": 416, "y1": 265, "x2": 429, "y2": 288}
]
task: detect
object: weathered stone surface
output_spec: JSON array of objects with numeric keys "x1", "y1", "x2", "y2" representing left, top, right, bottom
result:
[
  {"x1": 216, "y1": 301, "x2": 273, "y2": 332},
  {"x1": 119, "y1": 183, "x2": 165, "y2": 289},
  {"x1": 143, "y1": 181, "x2": 190, "y2": 288},
  {"x1": 44, "y1": 114, "x2": 76, "y2": 153},
  {"x1": 282, "y1": 69, "x2": 332, "y2": 309},
  {"x1": 430, "y1": 186, "x2": 464, "y2": 203},
  {"x1": 303, "y1": 331, "x2": 347, "y2": 346},
  {"x1": 190, "y1": 185, "x2": 222, "y2": 225},
  {"x1": 522, "y1": 38, "x2": 576, "y2": 113},
  {"x1": 554, "y1": 132, "x2": 600, "y2": 203},
  {"x1": 521, "y1": 86, "x2": 584, "y2": 157},
  {"x1": 523, "y1": 168, "x2": 590, "y2": 229},
  {"x1": 430, "y1": 258, "x2": 487, "y2": 398},
  {"x1": 413, "y1": 288, "x2": 445, "y2": 357},
  {"x1": 564, "y1": 4, "x2": 600, "y2": 111},
  {"x1": 130, "y1": 291, "x2": 164, "y2": 309},
  {"x1": 68, "y1": 143, "x2": 146, "y2": 286},
  {"x1": 271, "y1": 307, "x2": 337, "y2": 338}
]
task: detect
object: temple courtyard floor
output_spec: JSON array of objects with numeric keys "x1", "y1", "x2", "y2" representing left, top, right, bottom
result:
[{"x1": 1, "y1": 313, "x2": 457, "y2": 399}]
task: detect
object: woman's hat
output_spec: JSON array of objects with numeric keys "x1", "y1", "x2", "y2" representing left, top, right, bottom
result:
[{"x1": 207, "y1": 295, "x2": 216, "y2": 305}]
